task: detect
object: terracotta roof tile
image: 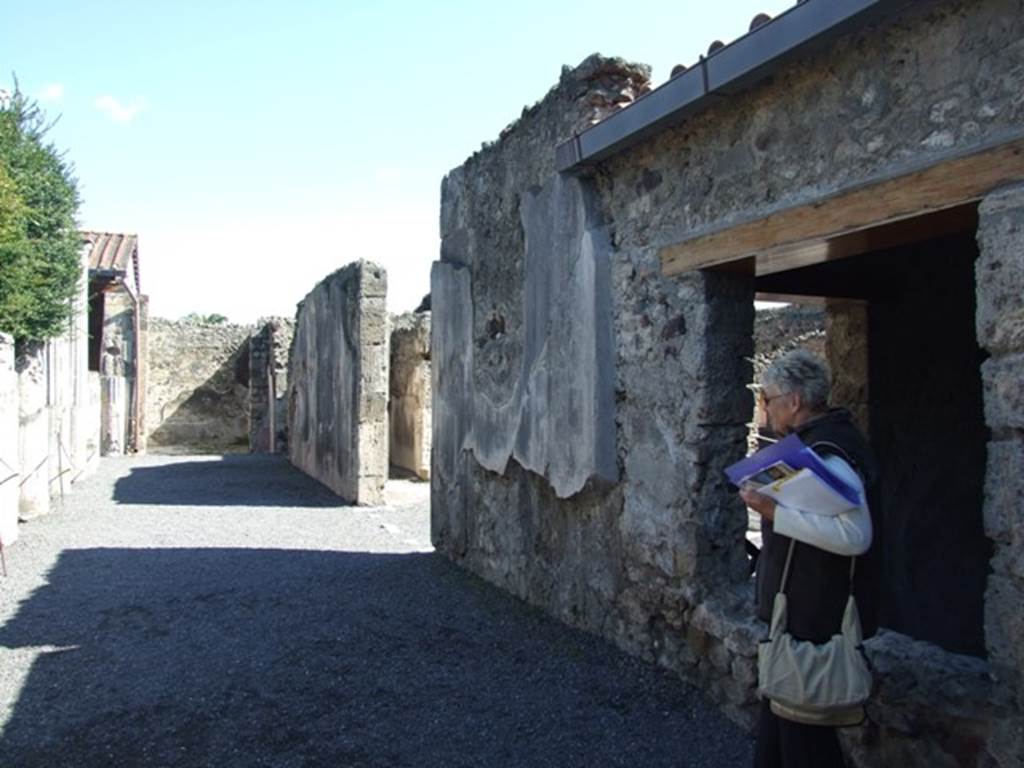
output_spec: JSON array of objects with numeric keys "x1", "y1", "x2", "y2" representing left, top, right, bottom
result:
[{"x1": 81, "y1": 231, "x2": 140, "y2": 293}]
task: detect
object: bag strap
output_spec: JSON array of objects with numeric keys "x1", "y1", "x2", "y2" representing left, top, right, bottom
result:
[
  {"x1": 777, "y1": 538, "x2": 857, "y2": 596},
  {"x1": 779, "y1": 538, "x2": 797, "y2": 594}
]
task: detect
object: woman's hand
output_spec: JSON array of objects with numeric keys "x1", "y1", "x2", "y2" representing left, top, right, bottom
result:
[{"x1": 740, "y1": 486, "x2": 776, "y2": 522}]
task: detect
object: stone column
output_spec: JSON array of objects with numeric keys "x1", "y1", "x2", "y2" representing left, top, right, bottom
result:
[
  {"x1": 976, "y1": 183, "x2": 1024, "y2": 766},
  {"x1": 0, "y1": 334, "x2": 19, "y2": 545},
  {"x1": 17, "y1": 343, "x2": 49, "y2": 519}
]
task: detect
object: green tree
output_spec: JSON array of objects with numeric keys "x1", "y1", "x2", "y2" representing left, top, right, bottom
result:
[
  {"x1": 180, "y1": 312, "x2": 229, "y2": 325},
  {"x1": 0, "y1": 84, "x2": 82, "y2": 344}
]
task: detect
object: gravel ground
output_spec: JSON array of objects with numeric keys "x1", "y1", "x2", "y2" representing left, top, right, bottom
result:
[{"x1": 0, "y1": 454, "x2": 753, "y2": 767}]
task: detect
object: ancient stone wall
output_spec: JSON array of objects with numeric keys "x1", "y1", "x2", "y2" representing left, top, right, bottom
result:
[
  {"x1": 434, "y1": 1, "x2": 1023, "y2": 764},
  {"x1": 12, "y1": 265, "x2": 98, "y2": 523},
  {"x1": 0, "y1": 334, "x2": 18, "y2": 546},
  {"x1": 288, "y1": 261, "x2": 388, "y2": 504},
  {"x1": 976, "y1": 184, "x2": 1024, "y2": 766},
  {"x1": 434, "y1": 56, "x2": 759, "y2": 723},
  {"x1": 250, "y1": 318, "x2": 294, "y2": 454},
  {"x1": 389, "y1": 312, "x2": 431, "y2": 479},
  {"x1": 145, "y1": 319, "x2": 253, "y2": 452}
]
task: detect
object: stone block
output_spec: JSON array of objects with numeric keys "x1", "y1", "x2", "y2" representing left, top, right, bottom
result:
[
  {"x1": 982, "y1": 354, "x2": 1024, "y2": 430},
  {"x1": 731, "y1": 656, "x2": 758, "y2": 687},
  {"x1": 977, "y1": 185, "x2": 1024, "y2": 355},
  {"x1": 984, "y1": 575, "x2": 1024, "y2": 683},
  {"x1": 360, "y1": 261, "x2": 387, "y2": 299},
  {"x1": 988, "y1": 716, "x2": 1024, "y2": 768},
  {"x1": 707, "y1": 639, "x2": 732, "y2": 673},
  {"x1": 984, "y1": 440, "x2": 1024, "y2": 542}
]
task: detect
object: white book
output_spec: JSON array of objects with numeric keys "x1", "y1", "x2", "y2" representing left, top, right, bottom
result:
[{"x1": 754, "y1": 467, "x2": 857, "y2": 516}]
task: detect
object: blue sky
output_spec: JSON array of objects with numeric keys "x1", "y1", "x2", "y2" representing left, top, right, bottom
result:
[{"x1": 5, "y1": 0, "x2": 792, "y2": 322}]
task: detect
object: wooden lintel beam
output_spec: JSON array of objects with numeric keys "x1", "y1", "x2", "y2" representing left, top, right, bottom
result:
[{"x1": 660, "y1": 135, "x2": 1024, "y2": 277}]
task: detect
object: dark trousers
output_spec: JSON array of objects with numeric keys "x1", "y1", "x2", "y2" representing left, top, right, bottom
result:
[{"x1": 754, "y1": 699, "x2": 846, "y2": 768}]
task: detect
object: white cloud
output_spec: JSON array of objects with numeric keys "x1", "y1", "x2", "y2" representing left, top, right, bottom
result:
[
  {"x1": 94, "y1": 95, "x2": 143, "y2": 123},
  {"x1": 38, "y1": 83, "x2": 64, "y2": 102}
]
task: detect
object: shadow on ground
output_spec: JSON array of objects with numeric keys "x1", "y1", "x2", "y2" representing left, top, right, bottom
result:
[
  {"x1": 0, "y1": 547, "x2": 752, "y2": 768},
  {"x1": 112, "y1": 455, "x2": 346, "y2": 508}
]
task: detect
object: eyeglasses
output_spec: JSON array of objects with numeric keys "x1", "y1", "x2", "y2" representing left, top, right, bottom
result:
[{"x1": 761, "y1": 391, "x2": 788, "y2": 407}]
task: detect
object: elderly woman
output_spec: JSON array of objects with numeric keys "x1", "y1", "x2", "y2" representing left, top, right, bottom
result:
[{"x1": 742, "y1": 349, "x2": 880, "y2": 768}]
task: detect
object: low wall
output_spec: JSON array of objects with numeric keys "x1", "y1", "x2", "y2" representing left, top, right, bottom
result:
[
  {"x1": 145, "y1": 319, "x2": 253, "y2": 452},
  {"x1": 288, "y1": 261, "x2": 388, "y2": 504},
  {"x1": 389, "y1": 312, "x2": 431, "y2": 479}
]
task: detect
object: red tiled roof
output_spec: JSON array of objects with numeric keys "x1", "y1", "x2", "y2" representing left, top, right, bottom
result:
[{"x1": 82, "y1": 231, "x2": 140, "y2": 293}]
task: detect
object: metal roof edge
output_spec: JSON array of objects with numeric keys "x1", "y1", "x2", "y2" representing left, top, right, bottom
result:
[{"x1": 556, "y1": 0, "x2": 915, "y2": 173}]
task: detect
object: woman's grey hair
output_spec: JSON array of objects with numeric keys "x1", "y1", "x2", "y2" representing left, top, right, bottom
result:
[{"x1": 762, "y1": 349, "x2": 831, "y2": 410}]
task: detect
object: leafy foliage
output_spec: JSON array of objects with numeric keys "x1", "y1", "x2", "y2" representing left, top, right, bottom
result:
[
  {"x1": 180, "y1": 312, "x2": 229, "y2": 325},
  {"x1": 0, "y1": 84, "x2": 82, "y2": 343}
]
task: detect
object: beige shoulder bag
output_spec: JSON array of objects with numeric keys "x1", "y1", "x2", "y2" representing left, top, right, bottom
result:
[{"x1": 757, "y1": 539, "x2": 872, "y2": 726}]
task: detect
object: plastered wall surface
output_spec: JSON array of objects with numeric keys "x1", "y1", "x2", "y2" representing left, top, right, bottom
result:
[
  {"x1": 17, "y1": 345, "x2": 49, "y2": 520},
  {"x1": 389, "y1": 312, "x2": 431, "y2": 479},
  {"x1": 288, "y1": 261, "x2": 388, "y2": 505},
  {"x1": 10, "y1": 254, "x2": 98, "y2": 525},
  {"x1": 0, "y1": 334, "x2": 18, "y2": 545},
  {"x1": 432, "y1": 1, "x2": 1024, "y2": 765},
  {"x1": 145, "y1": 319, "x2": 253, "y2": 451}
]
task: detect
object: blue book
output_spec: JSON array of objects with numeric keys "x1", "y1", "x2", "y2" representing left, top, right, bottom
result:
[{"x1": 725, "y1": 433, "x2": 860, "y2": 508}]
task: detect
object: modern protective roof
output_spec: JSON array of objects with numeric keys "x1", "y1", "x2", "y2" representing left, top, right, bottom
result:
[{"x1": 556, "y1": 0, "x2": 914, "y2": 172}]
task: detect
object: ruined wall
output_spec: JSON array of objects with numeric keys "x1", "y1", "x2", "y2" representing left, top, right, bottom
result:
[
  {"x1": 145, "y1": 319, "x2": 253, "y2": 452},
  {"x1": 288, "y1": 261, "x2": 388, "y2": 504},
  {"x1": 593, "y1": 2, "x2": 1023, "y2": 763},
  {"x1": 389, "y1": 311, "x2": 430, "y2": 479},
  {"x1": 434, "y1": 55, "x2": 759, "y2": 726},
  {"x1": 434, "y1": 0, "x2": 1023, "y2": 764},
  {"x1": 250, "y1": 318, "x2": 294, "y2": 454},
  {"x1": 976, "y1": 184, "x2": 1024, "y2": 766},
  {"x1": 0, "y1": 334, "x2": 18, "y2": 545}
]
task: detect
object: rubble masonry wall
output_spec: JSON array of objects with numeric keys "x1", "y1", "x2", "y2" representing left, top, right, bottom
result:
[
  {"x1": 145, "y1": 319, "x2": 253, "y2": 451},
  {"x1": 433, "y1": 0, "x2": 1023, "y2": 765}
]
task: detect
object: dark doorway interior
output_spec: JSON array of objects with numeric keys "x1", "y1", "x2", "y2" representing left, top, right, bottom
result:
[{"x1": 755, "y1": 223, "x2": 991, "y2": 657}]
